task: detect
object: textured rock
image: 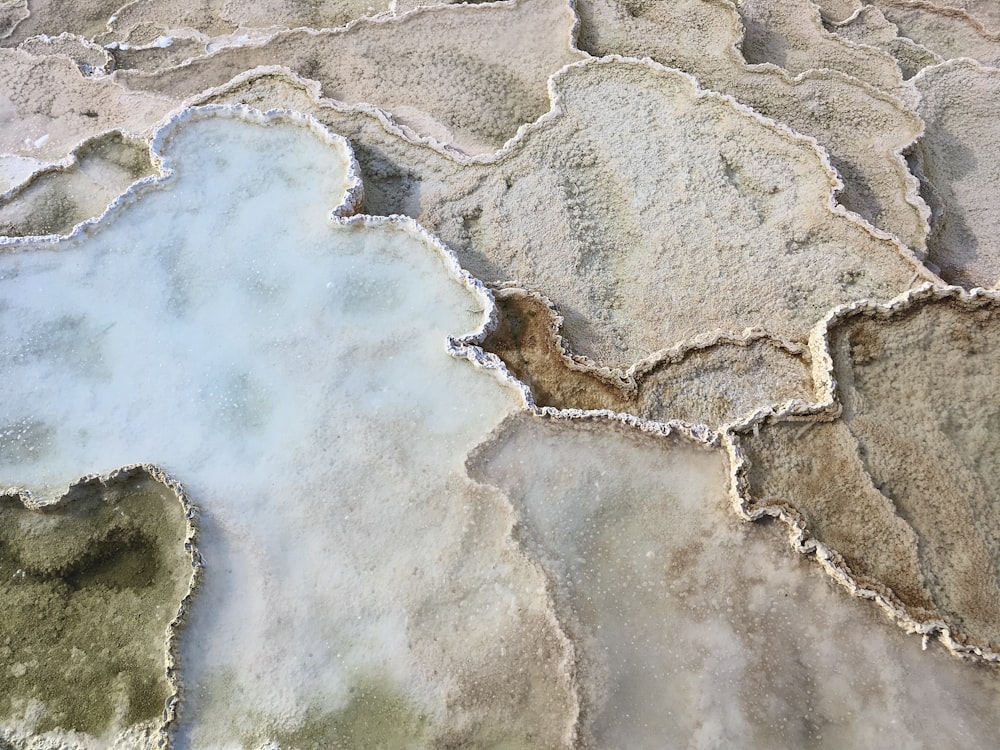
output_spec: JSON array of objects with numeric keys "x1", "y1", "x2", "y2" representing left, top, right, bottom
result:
[
  {"x1": 736, "y1": 0, "x2": 906, "y2": 95},
  {"x1": 419, "y1": 58, "x2": 931, "y2": 367},
  {"x1": 573, "y1": 0, "x2": 931, "y2": 250},
  {"x1": 199, "y1": 59, "x2": 931, "y2": 374},
  {"x1": 116, "y1": 0, "x2": 586, "y2": 154},
  {"x1": 825, "y1": 6, "x2": 943, "y2": 79},
  {"x1": 913, "y1": 59, "x2": 1000, "y2": 288},
  {"x1": 0, "y1": 49, "x2": 174, "y2": 162},
  {"x1": 731, "y1": 286, "x2": 1000, "y2": 658},
  {"x1": 0, "y1": 0, "x2": 122, "y2": 46},
  {"x1": 871, "y1": 0, "x2": 1000, "y2": 66},
  {"x1": 483, "y1": 287, "x2": 813, "y2": 428},
  {"x1": 471, "y1": 411, "x2": 1000, "y2": 748}
]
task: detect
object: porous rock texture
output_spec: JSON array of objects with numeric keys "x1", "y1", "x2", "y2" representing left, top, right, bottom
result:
[
  {"x1": 733, "y1": 287, "x2": 1000, "y2": 658},
  {"x1": 420, "y1": 58, "x2": 930, "y2": 368},
  {"x1": 573, "y1": 0, "x2": 931, "y2": 252},
  {"x1": 824, "y1": 6, "x2": 944, "y2": 79},
  {"x1": 870, "y1": 0, "x2": 1000, "y2": 68},
  {"x1": 913, "y1": 59, "x2": 1000, "y2": 288}
]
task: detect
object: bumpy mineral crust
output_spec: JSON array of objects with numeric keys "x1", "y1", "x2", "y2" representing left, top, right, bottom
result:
[
  {"x1": 482, "y1": 287, "x2": 814, "y2": 428},
  {"x1": 825, "y1": 6, "x2": 944, "y2": 79},
  {"x1": 470, "y1": 410, "x2": 1000, "y2": 748},
  {"x1": 729, "y1": 286, "x2": 1000, "y2": 660},
  {"x1": 870, "y1": 0, "x2": 1000, "y2": 67},
  {"x1": 736, "y1": 0, "x2": 908, "y2": 95},
  {"x1": 114, "y1": 0, "x2": 586, "y2": 154},
  {"x1": 913, "y1": 59, "x2": 1000, "y2": 288},
  {"x1": 0, "y1": 464, "x2": 200, "y2": 749},
  {"x1": 573, "y1": 0, "x2": 931, "y2": 251},
  {"x1": 419, "y1": 57, "x2": 933, "y2": 367}
]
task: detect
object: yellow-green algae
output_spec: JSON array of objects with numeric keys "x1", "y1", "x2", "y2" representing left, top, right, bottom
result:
[
  {"x1": 233, "y1": 676, "x2": 432, "y2": 750},
  {"x1": 0, "y1": 131, "x2": 156, "y2": 239},
  {"x1": 0, "y1": 464, "x2": 199, "y2": 744}
]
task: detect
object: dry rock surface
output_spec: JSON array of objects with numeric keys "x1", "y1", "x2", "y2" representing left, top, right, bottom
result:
[{"x1": 0, "y1": 0, "x2": 998, "y2": 747}]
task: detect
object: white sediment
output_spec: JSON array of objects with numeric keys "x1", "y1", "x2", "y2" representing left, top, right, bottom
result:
[
  {"x1": 470, "y1": 410, "x2": 1000, "y2": 748},
  {"x1": 0, "y1": 107, "x2": 577, "y2": 748}
]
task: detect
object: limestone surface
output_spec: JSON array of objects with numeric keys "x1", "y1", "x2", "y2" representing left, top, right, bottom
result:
[
  {"x1": 483, "y1": 287, "x2": 813, "y2": 428},
  {"x1": 736, "y1": 0, "x2": 907, "y2": 95},
  {"x1": 116, "y1": 0, "x2": 586, "y2": 154},
  {"x1": 420, "y1": 58, "x2": 931, "y2": 368},
  {"x1": 913, "y1": 59, "x2": 1000, "y2": 288},
  {"x1": 825, "y1": 6, "x2": 944, "y2": 79},
  {"x1": 470, "y1": 411, "x2": 1000, "y2": 748},
  {"x1": 0, "y1": 49, "x2": 174, "y2": 162},
  {"x1": 871, "y1": 0, "x2": 1000, "y2": 67},
  {"x1": 732, "y1": 287, "x2": 1000, "y2": 658},
  {"x1": 573, "y1": 0, "x2": 931, "y2": 251},
  {"x1": 17, "y1": 32, "x2": 111, "y2": 75}
]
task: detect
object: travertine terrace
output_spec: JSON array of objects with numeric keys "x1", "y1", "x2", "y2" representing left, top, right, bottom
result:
[{"x1": 0, "y1": 0, "x2": 998, "y2": 747}]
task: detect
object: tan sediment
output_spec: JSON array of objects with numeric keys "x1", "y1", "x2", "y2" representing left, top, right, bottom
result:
[
  {"x1": 482, "y1": 286, "x2": 813, "y2": 429},
  {"x1": 17, "y1": 32, "x2": 110, "y2": 75},
  {"x1": 482, "y1": 287, "x2": 634, "y2": 414},
  {"x1": 0, "y1": 129, "x2": 156, "y2": 238},
  {"x1": 0, "y1": 0, "x2": 122, "y2": 47},
  {"x1": 114, "y1": 0, "x2": 586, "y2": 154},
  {"x1": 735, "y1": 0, "x2": 907, "y2": 95},
  {"x1": 0, "y1": 463, "x2": 201, "y2": 749},
  {"x1": 871, "y1": 0, "x2": 1000, "y2": 66},
  {"x1": 0, "y1": 48, "x2": 175, "y2": 162},
  {"x1": 573, "y1": 0, "x2": 931, "y2": 252},
  {"x1": 825, "y1": 6, "x2": 943, "y2": 79},
  {"x1": 912, "y1": 59, "x2": 1000, "y2": 288},
  {"x1": 727, "y1": 285, "x2": 1000, "y2": 661},
  {"x1": 469, "y1": 409, "x2": 1000, "y2": 747}
]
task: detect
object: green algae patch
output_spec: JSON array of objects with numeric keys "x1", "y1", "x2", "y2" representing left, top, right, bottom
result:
[
  {"x1": 0, "y1": 131, "x2": 157, "y2": 239},
  {"x1": 240, "y1": 677, "x2": 432, "y2": 750},
  {"x1": 0, "y1": 464, "x2": 200, "y2": 744}
]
